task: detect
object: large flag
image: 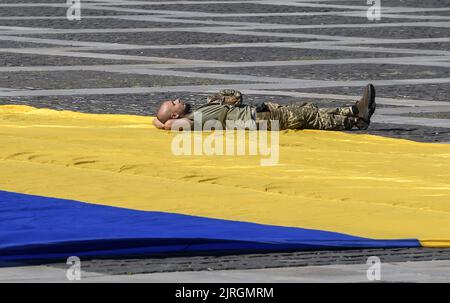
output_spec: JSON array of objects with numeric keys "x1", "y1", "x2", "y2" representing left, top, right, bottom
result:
[{"x1": 1, "y1": 105, "x2": 449, "y2": 263}]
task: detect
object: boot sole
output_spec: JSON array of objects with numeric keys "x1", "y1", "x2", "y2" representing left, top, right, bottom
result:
[{"x1": 367, "y1": 84, "x2": 376, "y2": 120}]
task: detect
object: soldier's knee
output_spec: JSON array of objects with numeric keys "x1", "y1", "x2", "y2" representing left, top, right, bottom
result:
[{"x1": 304, "y1": 102, "x2": 318, "y2": 108}]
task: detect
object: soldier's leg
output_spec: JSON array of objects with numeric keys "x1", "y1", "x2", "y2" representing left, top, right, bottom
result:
[
  {"x1": 256, "y1": 83, "x2": 376, "y2": 131},
  {"x1": 256, "y1": 102, "x2": 357, "y2": 131},
  {"x1": 289, "y1": 103, "x2": 357, "y2": 131},
  {"x1": 318, "y1": 106, "x2": 355, "y2": 117},
  {"x1": 255, "y1": 111, "x2": 273, "y2": 130}
]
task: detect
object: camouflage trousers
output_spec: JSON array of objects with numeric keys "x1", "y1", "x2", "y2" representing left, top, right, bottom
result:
[{"x1": 255, "y1": 102, "x2": 357, "y2": 131}]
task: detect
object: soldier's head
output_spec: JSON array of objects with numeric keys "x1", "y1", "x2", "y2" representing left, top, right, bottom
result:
[{"x1": 156, "y1": 99, "x2": 191, "y2": 123}]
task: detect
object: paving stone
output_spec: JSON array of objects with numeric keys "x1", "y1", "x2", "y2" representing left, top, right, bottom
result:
[
  {"x1": 198, "y1": 15, "x2": 432, "y2": 25},
  {"x1": 113, "y1": 3, "x2": 351, "y2": 14},
  {"x1": 88, "y1": 47, "x2": 415, "y2": 62},
  {"x1": 182, "y1": 64, "x2": 450, "y2": 81},
  {"x1": 325, "y1": 0, "x2": 446, "y2": 7},
  {"x1": 406, "y1": 11, "x2": 450, "y2": 16},
  {"x1": 360, "y1": 42, "x2": 450, "y2": 51},
  {"x1": 0, "y1": 7, "x2": 69, "y2": 18},
  {"x1": 0, "y1": 0, "x2": 67, "y2": 3},
  {"x1": 401, "y1": 111, "x2": 450, "y2": 119},
  {"x1": 0, "y1": 52, "x2": 155, "y2": 66},
  {"x1": 0, "y1": 19, "x2": 212, "y2": 29},
  {"x1": 24, "y1": 32, "x2": 317, "y2": 45},
  {"x1": 0, "y1": 71, "x2": 243, "y2": 90},
  {"x1": 256, "y1": 26, "x2": 450, "y2": 39},
  {"x1": 32, "y1": 248, "x2": 450, "y2": 275},
  {"x1": 294, "y1": 83, "x2": 450, "y2": 102},
  {"x1": 0, "y1": 41, "x2": 58, "y2": 48}
]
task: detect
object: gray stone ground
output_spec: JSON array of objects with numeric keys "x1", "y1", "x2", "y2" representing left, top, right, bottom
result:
[
  {"x1": 3, "y1": 259, "x2": 450, "y2": 283},
  {"x1": 1, "y1": 0, "x2": 450, "y2": 282}
]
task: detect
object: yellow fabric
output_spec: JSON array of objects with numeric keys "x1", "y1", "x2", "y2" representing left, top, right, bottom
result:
[{"x1": 1, "y1": 105, "x2": 450, "y2": 246}]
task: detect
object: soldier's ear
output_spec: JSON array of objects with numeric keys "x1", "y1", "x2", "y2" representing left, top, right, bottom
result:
[{"x1": 171, "y1": 113, "x2": 180, "y2": 119}]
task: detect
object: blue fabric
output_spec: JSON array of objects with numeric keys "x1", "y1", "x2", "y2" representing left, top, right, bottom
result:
[{"x1": 0, "y1": 190, "x2": 420, "y2": 263}]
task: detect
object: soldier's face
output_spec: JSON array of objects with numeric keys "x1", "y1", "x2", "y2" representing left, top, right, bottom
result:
[
  {"x1": 167, "y1": 99, "x2": 187, "y2": 116},
  {"x1": 157, "y1": 99, "x2": 191, "y2": 122}
]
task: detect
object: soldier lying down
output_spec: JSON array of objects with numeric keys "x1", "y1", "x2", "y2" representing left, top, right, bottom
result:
[{"x1": 152, "y1": 84, "x2": 376, "y2": 131}]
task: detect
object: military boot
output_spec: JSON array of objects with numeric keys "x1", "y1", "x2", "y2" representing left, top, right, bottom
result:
[{"x1": 352, "y1": 84, "x2": 376, "y2": 130}]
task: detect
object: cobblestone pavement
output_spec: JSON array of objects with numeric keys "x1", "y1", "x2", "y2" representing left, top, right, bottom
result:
[{"x1": 1, "y1": 0, "x2": 450, "y2": 277}]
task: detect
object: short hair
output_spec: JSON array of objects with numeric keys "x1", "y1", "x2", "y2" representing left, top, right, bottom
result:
[{"x1": 156, "y1": 101, "x2": 172, "y2": 123}]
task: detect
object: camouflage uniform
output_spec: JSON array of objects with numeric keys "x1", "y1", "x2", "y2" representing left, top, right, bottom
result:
[{"x1": 256, "y1": 101, "x2": 357, "y2": 131}]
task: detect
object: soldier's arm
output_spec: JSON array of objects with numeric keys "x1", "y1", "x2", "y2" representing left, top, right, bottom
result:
[
  {"x1": 164, "y1": 118, "x2": 193, "y2": 131},
  {"x1": 152, "y1": 117, "x2": 165, "y2": 129}
]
